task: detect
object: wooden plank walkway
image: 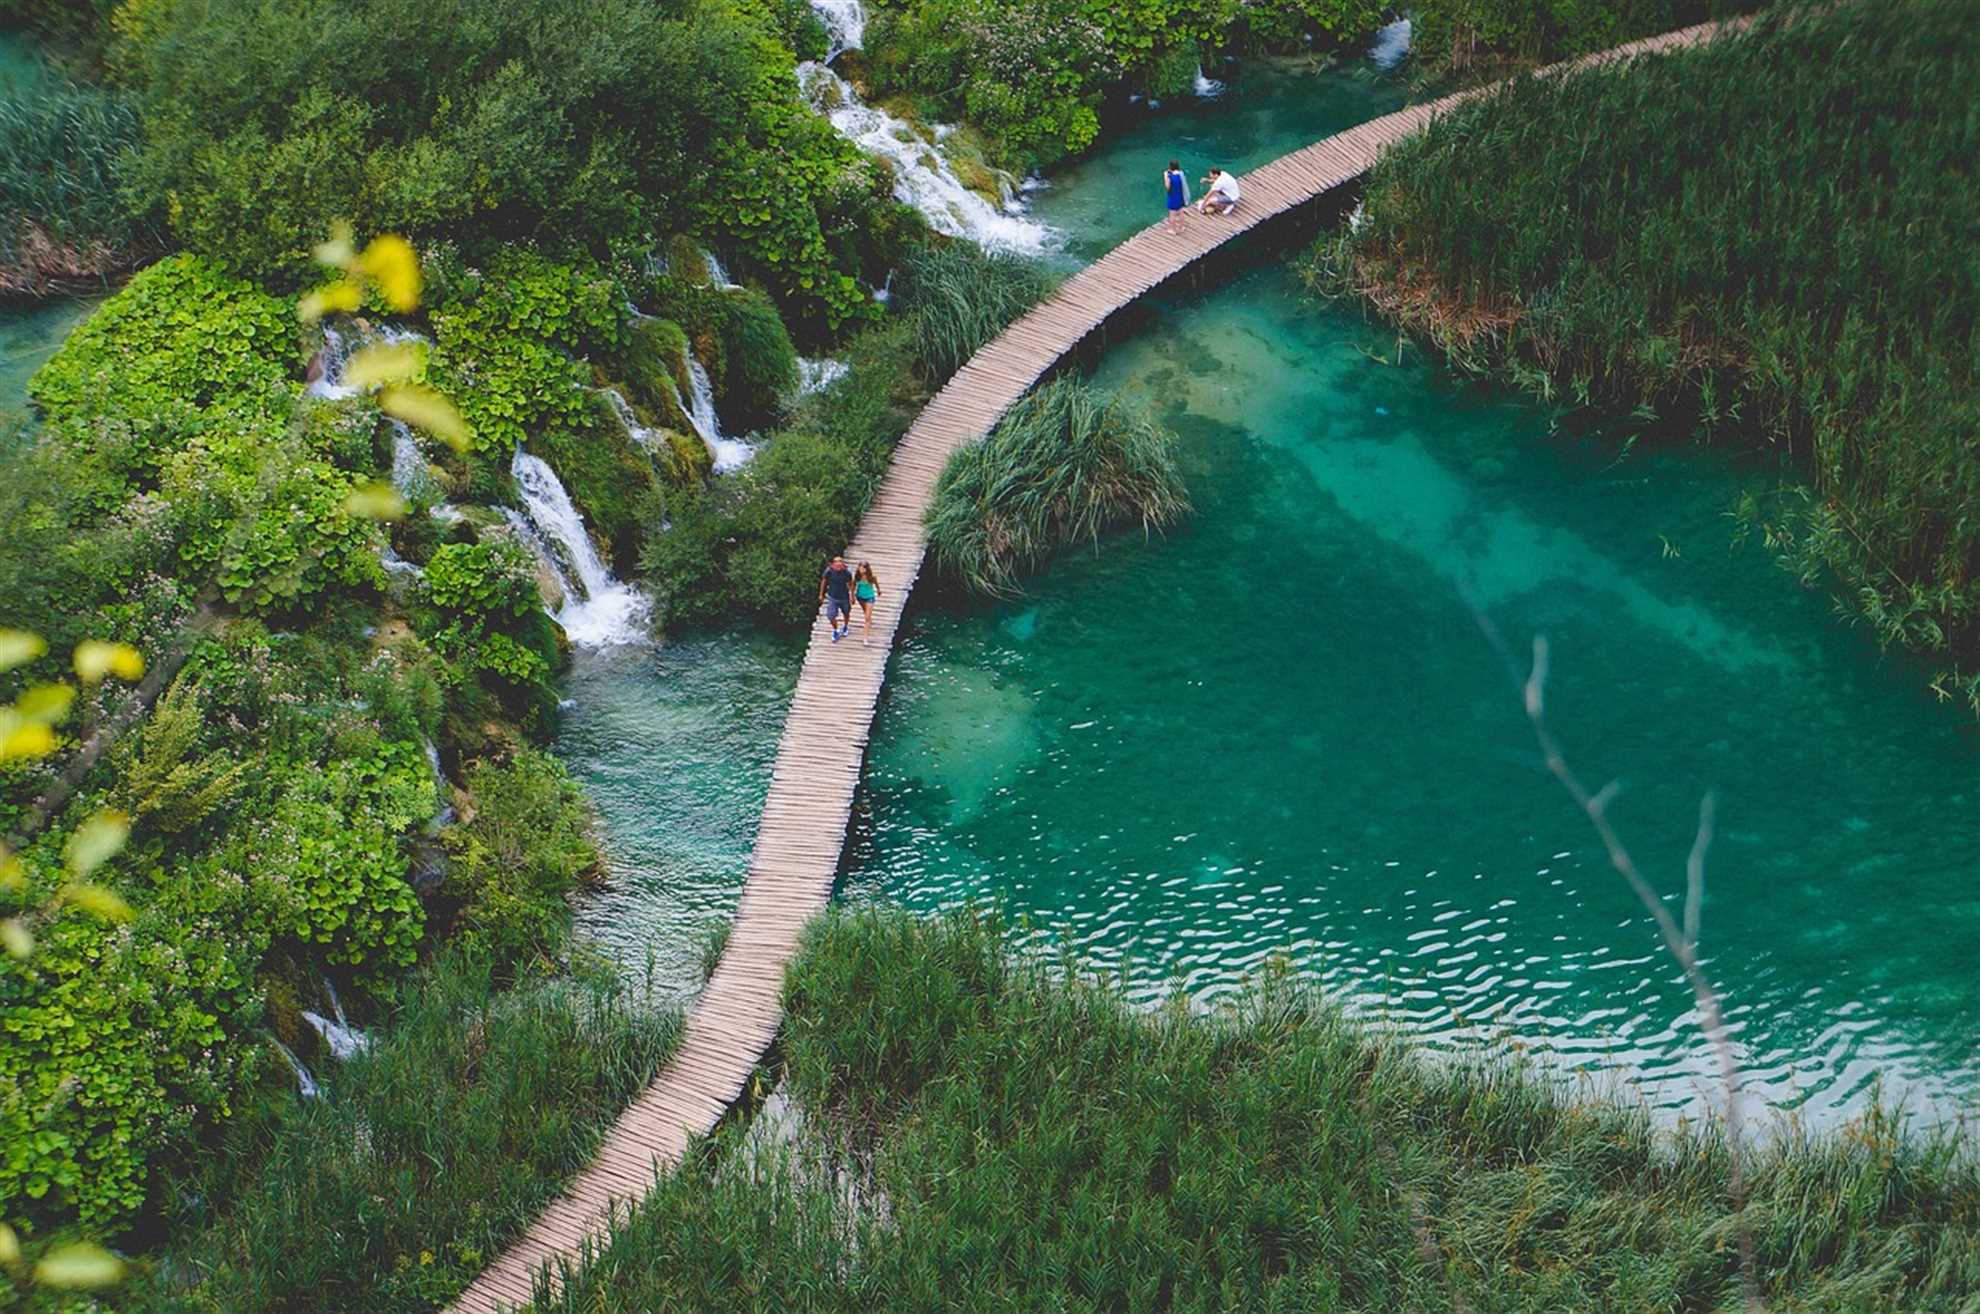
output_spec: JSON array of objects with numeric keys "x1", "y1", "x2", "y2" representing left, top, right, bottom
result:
[{"x1": 446, "y1": 18, "x2": 1733, "y2": 1312}]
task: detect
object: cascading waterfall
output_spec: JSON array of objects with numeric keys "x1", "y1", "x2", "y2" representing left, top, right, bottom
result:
[
  {"x1": 423, "y1": 739, "x2": 458, "y2": 831},
  {"x1": 1193, "y1": 64, "x2": 1226, "y2": 98},
  {"x1": 508, "y1": 450, "x2": 652, "y2": 647},
  {"x1": 271, "y1": 1039, "x2": 320, "y2": 1098},
  {"x1": 1368, "y1": 17, "x2": 1411, "y2": 70},
  {"x1": 703, "y1": 252, "x2": 742, "y2": 290},
  {"x1": 681, "y1": 361, "x2": 757, "y2": 473},
  {"x1": 601, "y1": 387, "x2": 662, "y2": 452},
  {"x1": 797, "y1": 357, "x2": 850, "y2": 396},
  {"x1": 797, "y1": 62, "x2": 1052, "y2": 253},
  {"x1": 810, "y1": 0, "x2": 865, "y2": 59},
  {"x1": 302, "y1": 977, "x2": 372, "y2": 1061}
]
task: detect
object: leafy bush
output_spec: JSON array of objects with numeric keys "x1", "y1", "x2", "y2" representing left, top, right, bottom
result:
[
  {"x1": 713, "y1": 285, "x2": 800, "y2": 429},
  {"x1": 539, "y1": 905, "x2": 1980, "y2": 1312},
  {"x1": 0, "y1": 70, "x2": 151, "y2": 296},
  {"x1": 899, "y1": 240, "x2": 1053, "y2": 380},
  {"x1": 419, "y1": 540, "x2": 561, "y2": 707},
  {"x1": 119, "y1": 953, "x2": 677, "y2": 1314},
  {"x1": 1409, "y1": 0, "x2": 1761, "y2": 81},
  {"x1": 440, "y1": 748, "x2": 602, "y2": 972},
  {"x1": 927, "y1": 377, "x2": 1189, "y2": 595},
  {"x1": 1315, "y1": 0, "x2": 1980, "y2": 709}
]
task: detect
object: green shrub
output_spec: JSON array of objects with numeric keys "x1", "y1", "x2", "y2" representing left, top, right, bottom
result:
[
  {"x1": 539, "y1": 905, "x2": 1980, "y2": 1312},
  {"x1": 714, "y1": 286, "x2": 800, "y2": 429},
  {"x1": 899, "y1": 240, "x2": 1052, "y2": 380},
  {"x1": 927, "y1": 376, "x2": 1189, "y2": 595},
  {"x1": 1409, "y1": 0, "x2": 1761, "y2": 81},
  {"x1": 120, "y1": 953, "x2": 678, "y2": 1314},
  {"x1": 1316, "y1": 0, "x2": 1980, "y2": 709},
  {"x1": 419, "y1": 540, "x2": 561, "y2": 711},
  {"x1": 440, "y1": 748, "x2": 601, "y2": 972},
  {"x1": 0, "y1": 70, "x2": 151, "y2": 295}
]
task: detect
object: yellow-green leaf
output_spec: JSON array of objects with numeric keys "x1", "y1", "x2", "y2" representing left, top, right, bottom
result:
[
  {"x1": 34, "y1": 1242, "x2": 125, "y2": 1289},
  {"x1": 64, "y1": 811, "x2": 129, "y2": 880},
  {"x1": 343, "y1": 341, "x2": 423, "y2": 391},
  {"x1": 0, "y1": 1222, "x2": 19, "y2": 1263},
  {"x1": 16, "y1": 683, "x2": 76, "y2": 725},
  {"x1": 0, "y1": 851, "x2": 22, "y2": 892},
  {"x1": 356, "y1": 234, "x2": 422, "y2": 312},
  {"x1": 64, "y1": 882, "x2": 135, "y2": 924},
  {"x1": 298, "y1": 280, "x2": 364, "y2": 323},
  {"x1": 380, "y1": 384, "x2": 469, "y2": 453},
  {"x1": 73, "y1": 640, "x2": 144, "y2": 684},
  {"x1": 344, "y1": 483, "x2": 408, "y2": 521},
  {"x1": 0, "y1": 629, "x2": 46, "y2": 673},
  {"x1": 0, "y1": 919, "x2": 32, "y2": 959},
  {"x1": 312, "y1": 219, "x2": 356, "y2": 270},
  {"x1": 0, "y1": 722, "x2": 56, "y2": 762}
]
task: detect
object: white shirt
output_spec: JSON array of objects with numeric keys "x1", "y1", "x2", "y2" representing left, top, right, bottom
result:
[{"x1": 1211, "y1": 171, "x2": 1241, "y2": 202}]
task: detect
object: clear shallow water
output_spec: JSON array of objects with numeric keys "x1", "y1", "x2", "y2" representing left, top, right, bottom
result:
[{"x1": 567, "y1": 61, "x2": 1979, "y2": 1124}]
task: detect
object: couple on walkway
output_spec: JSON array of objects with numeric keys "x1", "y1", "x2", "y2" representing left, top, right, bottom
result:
[
  {"x1": 1163, "y1": 162, "x2": 1241, "y2": 233},
  {"x1": 819, "y1": 553, "x2": 881, "y2": 644}
]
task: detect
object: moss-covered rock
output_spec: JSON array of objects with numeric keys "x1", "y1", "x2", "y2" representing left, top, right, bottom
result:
[
  {"x1": 524, "y1": 395, "x2": 662, "y2": 570},
  {"x1": 715, "y1": 286, "x2": 798, "y2": 429},
  {"x1": 624, "y1": 316, "x2": 695, "y2": 427}
]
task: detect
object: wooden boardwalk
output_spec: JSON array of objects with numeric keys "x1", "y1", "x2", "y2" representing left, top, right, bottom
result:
[{"x1": 446, "y1": 19, "x2": 1731, "y2": 1312}]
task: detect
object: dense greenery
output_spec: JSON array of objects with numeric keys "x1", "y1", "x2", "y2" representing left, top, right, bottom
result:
[
  {"x1": 641, "y1": 322, "x2": 919, "y2": 627},
  {"x1": 115, "y1": 0, "x2": 907, "y2": 327},
  {"x1": 897, "y1": 241, "x2": 1053, "y2": 381},
  {"x1": 856, "y1": 0, "x2": 1388, "y2": 168},
  {"x1": 540, "y1": 905, "x2": 1980, "y2": 1310},
  {"x1": 1405, "y1": 0, "x2": 1761, "y2": 81},
  {"x1": 928, "y1": 377, "x2": 1190, "y2": 595},
  {"x1": 0, "y1": 68, "x2": 149, "y2": 295},
  {"x1": 1313, "y1": 0, "x2": 1980, "y2": 710},
  {"x1": 76, "y1": 954, "x2": 675, "y2": 1314}
]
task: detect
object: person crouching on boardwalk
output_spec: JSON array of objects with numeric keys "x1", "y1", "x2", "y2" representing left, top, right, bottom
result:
[
  {"x1": 853, "y1": 562, "x2": 882, "y2": 645},
  {"x1": 1199, "y1": 166, "x2": 1241, "y2": 215},
  {"x1": 820, "y1": 553, "x2": 854, "y2": 643}
]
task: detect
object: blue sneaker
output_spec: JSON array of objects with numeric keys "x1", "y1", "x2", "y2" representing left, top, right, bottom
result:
[{"x1": 831, "y1": 627, "x2": 842, "y2": 642}]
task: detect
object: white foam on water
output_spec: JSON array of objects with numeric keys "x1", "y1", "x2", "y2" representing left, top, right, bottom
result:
[
  {"x1": 1193, "y1": 63, "x2": 1226, "y2": 98},
  {"x1": 508, "y1": 450, "x2": 652, "y2": 647},
  {"x1": 810, "y1": 0, "x2": 865, "y2": 58},
  {"x1": 1369, "y1": 17, "x2": 1412, "y2": 70},
  {"x1": 797, "y1": 357, "x2": 850, "y2": 395},
  {"x1": 271, "y1": 1039, "x2": 320, "y2": 1098},
  {"x1": 798, "y1": 62, "x2": 1053, "y2": 254}
]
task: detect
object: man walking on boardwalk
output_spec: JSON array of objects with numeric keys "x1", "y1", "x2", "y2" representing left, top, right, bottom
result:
[{"x1": 819, "y1": 552, "x2": 855, "y2": 643}]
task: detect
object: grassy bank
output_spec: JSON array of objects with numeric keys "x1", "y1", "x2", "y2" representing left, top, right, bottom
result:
[{"x1": 1309, "y1": 0, "x2": 1980, "y2": 712}]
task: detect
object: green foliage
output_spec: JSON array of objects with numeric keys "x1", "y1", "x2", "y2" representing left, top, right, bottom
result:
[
  {"x1": 0, "y1": 68, "x2": 150, "y2": 295},
  {"x1": 1316, "y1": 0, "x2": 1980, "y2": 708},
  {"x1": 440, "y1": 748, "x2": 600, "y2": 972},
  {"x1": 425, "y1": 250, "x2": 624, "y2": 455},
  {"x1": 117, "y1": 0, "x2": 897, "y2": 324},
  {"x1": 422, "y1": 541, "x2": 542, "y2": 625},
  {"x1": 640, "y1": 323, "x2": 916, "y2": 628},
  {"x1": 117, "y1": 953, "x2": 677, "y2": 1314},
  {"x1": 540, "y1": 904, "x2": 1980, "y2": 1312},
  {"x1": 419, "y1": 540, "x2": 561, "y2": 713},
  {"x1": 1409, "y1": 0, "x2": 1759, "y2": 81},
  {"x1": 621, "y1": 315, "x2": 694, "y2": 422},
  {"x1": 112, "y1": 678, "x2": 247, "y2": 838},
  {"x1": 213, "y1": 456, "x2": 386, "y2": 612},
  {"x1": 713, "y1": 286, "x2": 800, "y2": 429},
  {"x1": 928, "y1": 377, "x2": 1189, "y2": 595},
  {"x1": 899, "y1": 240, "x2": 1052, "y2": 380},
  {"x1": 528, "y1": 393, "x2": 664, "y2": 570}
]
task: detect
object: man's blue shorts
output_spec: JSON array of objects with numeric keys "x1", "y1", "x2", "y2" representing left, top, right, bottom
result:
[{"x1": 825, "y1": 595, "x2": 850, "y2": 624}]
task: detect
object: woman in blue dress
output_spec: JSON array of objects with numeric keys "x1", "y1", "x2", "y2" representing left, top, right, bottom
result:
[{"x1": 1163, "y1": 160, "x2": 1189, "y2": 234}]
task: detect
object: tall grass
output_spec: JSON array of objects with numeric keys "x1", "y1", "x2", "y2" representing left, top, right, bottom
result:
[
  {"x1": 1310, "y1": 0, "x2": 1980, "y2": 711},
  {"x1": 121, "y1": 954, "x2": 677, "y2": 1314},
  {"x1": 0, "y1": 73, "x2": 149, "y2": 295},
  {"x1": 926, "y1": 377, "x2": 1190, "y2": 596},
  {"x1": 898, "y1": 240, "x2": 1053, "y2": 380},
  {"x1": 536, "y1": 906, "x2": 1980, "y2": 1311}
]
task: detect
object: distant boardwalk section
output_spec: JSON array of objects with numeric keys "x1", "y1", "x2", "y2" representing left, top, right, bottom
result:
[{"x1": 447, "y1": 19, "x2": 1733, "y2": 1311}]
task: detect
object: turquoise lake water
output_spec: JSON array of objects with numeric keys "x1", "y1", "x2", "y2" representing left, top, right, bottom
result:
[{"x1": 565, "y1": 57, "x2": 1980, "y2": 1123}]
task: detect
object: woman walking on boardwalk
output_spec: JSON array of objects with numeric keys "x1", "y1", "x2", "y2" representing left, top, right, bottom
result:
[
  {"x1": 853, "y1": 562, "x2": 882, "y2": 645},
  {"x1": 1163, "y1": 160, "x2": 1189, "y2": 233}
]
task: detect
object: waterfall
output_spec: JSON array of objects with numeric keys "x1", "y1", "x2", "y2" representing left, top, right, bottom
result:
[
  {"x1": 797, "y1": 63, "x2": 1053, "y2": 254},
  {"x1": 702, "y1": 252, "x2": 743, "y2": 291},
  {"x1": 271, "y1": 1039, "x2": 320, "y2": 1099},
  {"x1": 1192, "y1": 64, "x2": 1226, "y2": 98},
  {"x1": 388, "y1": 422, "x2": 438, "y2": 503},
  {"x1": 423, "y1": 739, "x2": 458, "y2": 831},
  {"x1": 797, "y1": 357, "x2": 850, "y2": 396},
  {"x1": 379, "y1": 544, "x2": 422, "y2": 579},
  {"x1": 810, "y1": 0, "x2": 865, "y2": 59},
  {"x1": 307, "y1": 326, "x2": 358, "y2": 400},
  {"x1": 680, "y1": 362, "x2": 757, "y2": 473},
  {"x1": 601, "y1": 387, "x2": 662, "y2": 452},
  {"x1": 302, "y1": 977, "x2": 372, "y2": 1062},
  {"x1": 508, "y1": 450, "x2": 652, "y2": 647},
  {"x1": 1369, "y1": 17, "x2": 1411, "y2": 70}
]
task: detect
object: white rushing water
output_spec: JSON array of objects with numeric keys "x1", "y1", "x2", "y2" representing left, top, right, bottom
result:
[
  {"x1": 682, "y1": 360, "x2": 757, "y2": 473},
  {"x1": 508, "y1": 450, "x2": 651, "y2": 647},
  {"x1": 1193, "y1": 63, "x2": 1226, "y2": 98},
  {"x1": 811, "y1": 0, "x2": 865, "y2": 58},
  {"x1": 271, "y1": 1039, "x2": 320, "y2": 1099},
  {"x1": 302, "y1": 977, "x2": 372, "y2": 1061},
  {"x1": 798, "y1": 63, "x2": 1053, "y2": 253},
  {"x1": 1369, "y1": 17, "x2": 1412, "y2": 70},
  {"x1": 307, "y1": 323, "x2": 431, "y2": 401},
  {"x1": 703, "y1": 252, "x2": 743, "y2": 291},
  {"x1": 601, "y1": 387, "x2": 663, "y2": 453},
  {"x1": 797, "y1": 356, "x2": 850, "y2": 396}
]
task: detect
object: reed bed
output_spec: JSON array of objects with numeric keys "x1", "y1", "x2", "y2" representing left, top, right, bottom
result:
[
  {"x1": 1311, "y1": 0, "x2": 1980, "y2": 710},
  {"x1": 898, "y1": 241, "x2": 1054, "y2": 380},
  {"x1": 0, "y1": 74, "x2": 149, "y2": 295},
  {"x1": 926, "y1": 377, "x2": 1190, "y2": 596},
  {"x1": 533, "y1": 906, "x2": 1980, "y2": 1311},
  {"x1": 120, "y1": 955, "x2": 677, "y2": 1314}
]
